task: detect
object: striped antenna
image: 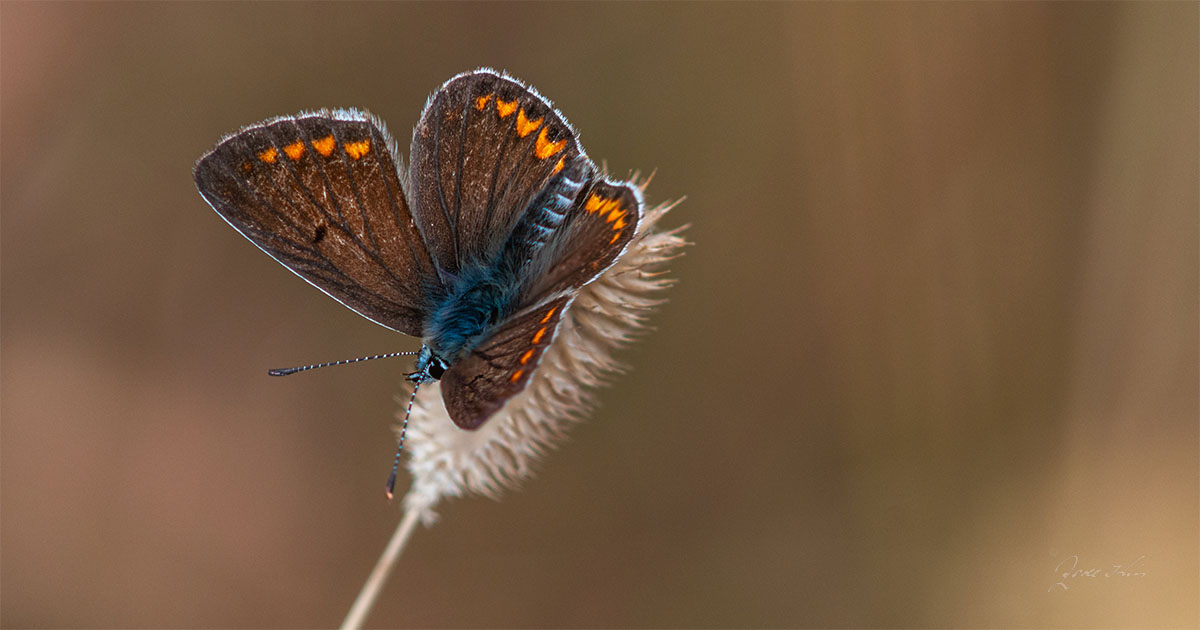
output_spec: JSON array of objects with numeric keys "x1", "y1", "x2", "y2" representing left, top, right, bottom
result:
[{"x1": 268, "y1": 351, "x2": 420, "y2": 376}]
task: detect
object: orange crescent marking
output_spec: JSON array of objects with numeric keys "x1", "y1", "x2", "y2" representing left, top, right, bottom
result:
[
  {"x1": 510, "y1": 369, "x2": 524, "y2": 383},
  {"x1": 475, "y1": 94, "x2": 493, "y2": 110},
  {"x1": 519, "y1": 349, "x2": 535, "y2": 365},
  {"x1": 516, "y1": 108, "x2": 543, "y2": 138},
  {"x1": 610, "y1": 232, "x2": 621, "y2": 244},
  {"x1": 284, "y1": 142, "x2": 305, "y2": 161},
  {"x1": 311, "y1": 135, "x2": 336, "y2": 157},
  {"x1": 344, "y1": 139, "x2": 370, "y2": 159},
  {"x1": 585, "y1": 193, "x2": 603, "y2": 213},
  {"x1": 532, "y1": 326, "x2": 547, "y2": 345},
  {"x1": 552, "y1": 156, "x2": 565, "y2": 174},
  {"x1": 495, "y1": 98, "x2": 518, "y2": 118},
  {"x1": 534, "y1": 127, "x2": 567, "y2": 159},
  {"x1": 539, "y1": 307, "x2": 557, "y2": 324},
  {"x1": 258, "y1": 147, "x2": 278, "y2": 163},
  {"x1": 613, "y1": 217, "x2": 627, "y2": 230}
]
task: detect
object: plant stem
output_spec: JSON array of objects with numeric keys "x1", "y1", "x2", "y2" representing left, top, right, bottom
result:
[{"x1": 341, "y1": 507, "x2": 422, "y2": 629}]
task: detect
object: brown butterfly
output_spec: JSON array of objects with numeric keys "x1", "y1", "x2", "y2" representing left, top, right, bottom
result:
[{"x1": 194, "y1": 69, "x2": 643, "y2": 494}]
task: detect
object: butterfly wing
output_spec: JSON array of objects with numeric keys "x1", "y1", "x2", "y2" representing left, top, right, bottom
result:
[
  {"x1": 408, "y1": 69, "x2": 587, "y2": 278},
  {"x1": 439, "y1": 295, "x2": 571, "y2": 429},
  {"x1": 194, "y1": 110, "x2": 439, "y2": 336}
]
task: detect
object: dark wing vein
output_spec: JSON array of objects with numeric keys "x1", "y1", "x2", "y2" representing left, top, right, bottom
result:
[{"x1": 452, "y1": 90, "x2": 470, "y2": 256}]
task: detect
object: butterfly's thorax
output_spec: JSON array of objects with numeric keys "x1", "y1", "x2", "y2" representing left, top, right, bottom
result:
[{"x1": 424, "y1": 263, "x2": 522, "y2": 363}]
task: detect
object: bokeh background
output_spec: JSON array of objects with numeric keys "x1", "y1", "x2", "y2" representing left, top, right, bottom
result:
[{"x1": 2, "y1": 3, "x2": 1196, "y2": 628}]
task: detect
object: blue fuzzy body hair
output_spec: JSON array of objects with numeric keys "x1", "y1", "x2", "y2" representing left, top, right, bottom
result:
[{"x1": 424, "y1": 262, "x2": 522, "y2": 362}]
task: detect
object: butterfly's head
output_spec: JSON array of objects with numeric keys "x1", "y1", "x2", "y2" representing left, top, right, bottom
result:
[
  {"x1": 426, "y1": 358, "x2": 446, "y2": 380},
  {"x1": 407, "y1": 345, "x2": 447, "y2": 383}
]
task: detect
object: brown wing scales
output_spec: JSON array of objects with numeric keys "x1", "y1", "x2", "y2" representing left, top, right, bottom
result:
[{"x1": 194, "y1": 112, "x2": 439, "y2": 335}]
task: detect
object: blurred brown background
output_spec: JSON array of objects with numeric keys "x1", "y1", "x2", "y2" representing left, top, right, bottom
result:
[{"x1": 2, "y1": 3, "x2": 1196, "y2": 628}]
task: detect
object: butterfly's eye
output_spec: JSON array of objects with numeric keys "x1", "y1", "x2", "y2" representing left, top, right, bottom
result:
[{"x1": 427, "y1": 358, "x2": 447, "y2": 379}]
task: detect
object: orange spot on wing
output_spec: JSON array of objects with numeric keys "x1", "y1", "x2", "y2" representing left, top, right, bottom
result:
[
  {"x1": 534, "y1": 127, "x2": 567, "y2": 159},
  {"x1": 532, "y1": 326, "x2": 547, "y2": 345},
  {"x1": 610, "y1": 232, "x2": 621, "y2": 244},
  {"x1": 613, "y1": 217, "x2": 627, "y2": 230},
  {"x1": 475, "y1": 93, "x2": 493, "y2": 110},
  {"x1": 606, "y1": 208, "x2": 625, "y2": 223},
  {"x1": 510, "y1": 369, "x2": 524, "y2": 383},
  {"x1": 540, "y1": 307, "x2": 557, "y2": 324},
  {"x1": 552, "y1": 156, "x2": 565, "y2": 174},
  {"x1": 516, "y1": 108, "x2": 542, "y2": 138},
  {"x1": 284, "y1": 142, "x2": 305, "y2": 160},
  {"x1": 311, "y1": 135, "x2": 336, "y2": 157},
  {"x1": 344, "y1": 139, "x2": 370, "y2": 159},
  {"x1": 519, "y1": 349, "x2": 534, "y2": 365},
  {"x1": 241, "y1": 161, "x2": 253, "y2": 172},
  {"x1": 258, "y1": 147, "x2": 278, "y2": 163},
  {"x1": 585, "y1": 193, "x2": 603, "y2": 213},
  {"x1": 496, "y1": 98, "x2": 517, "y2": 118}
]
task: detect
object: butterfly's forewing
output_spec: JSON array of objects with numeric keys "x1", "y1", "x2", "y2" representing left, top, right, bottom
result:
[
  {"x1": 408, "y1": 70, "x2": 586, "y2": 277},
  {"x1": 440, "y1": 295, "x2": 572, "y2": 429},
  {"x1": 194, "y1": 111, "x2": 439, "y2": 336}
]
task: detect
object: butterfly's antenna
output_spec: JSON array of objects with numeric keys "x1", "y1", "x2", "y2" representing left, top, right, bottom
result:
[
  {"x1": 386, "y1": 380, "x2": 421, "y2": 499},
  {"x1": 268, "y1": 351, "x2": 420, "y2": 376}
]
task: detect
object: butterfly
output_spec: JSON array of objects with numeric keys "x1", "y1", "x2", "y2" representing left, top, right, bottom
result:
[{"x1": 194, "y1": 69, "x2": 643, "y2": 491}]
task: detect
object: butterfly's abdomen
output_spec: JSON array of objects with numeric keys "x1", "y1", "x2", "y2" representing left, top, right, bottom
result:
[{"x1": 501, "y1": 158, "x2": 590, "y2": 268}]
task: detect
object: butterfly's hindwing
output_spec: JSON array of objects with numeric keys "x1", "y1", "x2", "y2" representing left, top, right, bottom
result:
[
  {"x1": 439, "y1": 295, "x2": 572, "y2": 429},
  {"x1": 409, "y1": 70, "x2": 585, "y2": 277},
  {"x1": 519, "y1": 179, "x2": 643, "y2": 302},
  {"x1": 194, "y1": 112, "x2": 439, "y2": 335}
]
